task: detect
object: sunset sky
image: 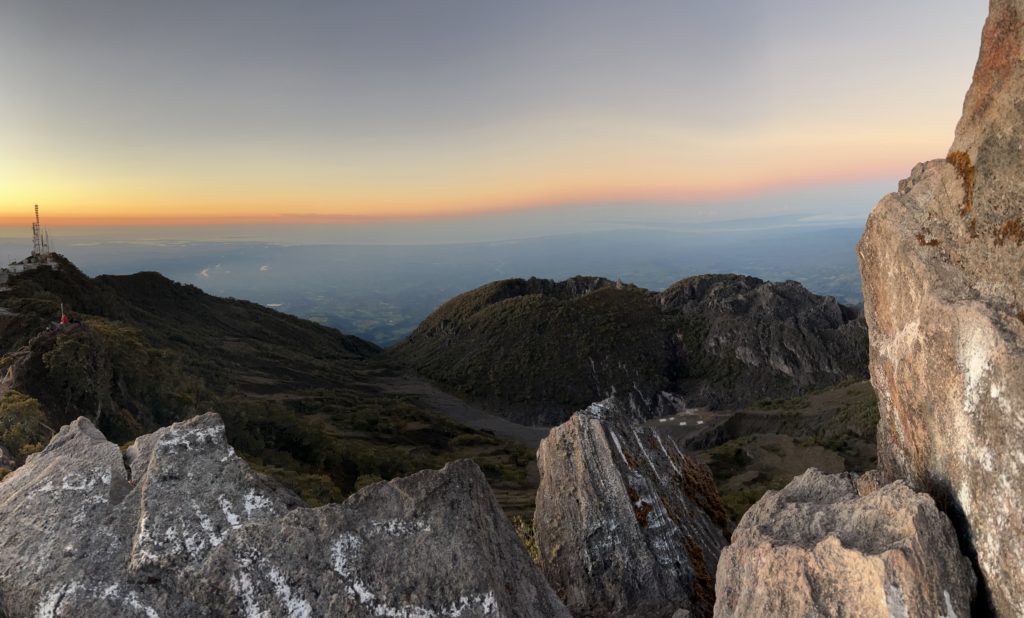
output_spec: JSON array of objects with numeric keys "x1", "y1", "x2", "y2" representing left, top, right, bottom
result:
[{"x1": 0, "y1": 1, "x2": 987, "y2": 225}]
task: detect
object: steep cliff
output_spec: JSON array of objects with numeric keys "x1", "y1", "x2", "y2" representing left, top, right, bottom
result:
[
  {"x1": 534, "y1": 399, "x2": 729, "y2": 617},
  {"x1": 714, "y1": 469, "x2": 975, "y2": 617},
  {"x1": 858, "y1": 0, "x2": 1024, "y2": 613},
  {"x1": 0, "y1": 413, "x2": 568, "y2": 617}
]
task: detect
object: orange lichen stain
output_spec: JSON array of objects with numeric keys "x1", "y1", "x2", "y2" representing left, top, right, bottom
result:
[
  {"x1": 947, "y1": 151, "x2": 975, "y2": 216},
  {"x1": 676, "y1": 452, "x2": 730, "y2": 533},
  {"x1": 994, "y1": 218, "x2": 1024, "y2": 246},
  {"x1": 685, "y1": 537, "x2": 716, "y2": 618},
  {"x1": 621, "y1": 448, "x2": 639, "y2": 470},
  {"x1": 625, "y1": 485, "x2": 653, "y2": 527}
]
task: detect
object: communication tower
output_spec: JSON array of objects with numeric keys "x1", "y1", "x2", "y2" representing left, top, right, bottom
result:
[{"x1": 31, "y1": 205, "x2": 51, "y2": 259}]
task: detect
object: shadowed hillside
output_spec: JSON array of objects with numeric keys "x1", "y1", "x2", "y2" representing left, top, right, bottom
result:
[
  {"x1": 0, "y1": 255, "x2": 533, "y2": 507},
  {"x1": 391, "y1": 274, "x2": 868, "y2": 425}
]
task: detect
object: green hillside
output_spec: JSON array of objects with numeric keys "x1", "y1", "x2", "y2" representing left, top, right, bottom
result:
[
  {"x1": 0, "y1": 256, "x2": 531, "y2": 506},
  {"x1": 391, "y1": 274, "x2": 869, "y2": 425}
]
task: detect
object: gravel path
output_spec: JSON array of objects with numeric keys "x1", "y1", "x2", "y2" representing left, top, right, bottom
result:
[{"x1": 380, "y1": 372, "x2": 551, "y2": 448}]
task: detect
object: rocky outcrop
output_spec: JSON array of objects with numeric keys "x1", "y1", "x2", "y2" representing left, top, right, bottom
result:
[
  {"x1": 857, "y1": 1, "x2": 1024, "y2": 613},
  {"x1": 660, "y1": 275, "x2": 867, "y2": 409},
  {"x1": 0, "y1": 413, "x2": 569, "y2": 617},
  {"x1": 534, "y1": 399, "x2": 729, "y2": 618},
  {"x1": 714, "y1": 469, "x2": 975, "y2": 617}
]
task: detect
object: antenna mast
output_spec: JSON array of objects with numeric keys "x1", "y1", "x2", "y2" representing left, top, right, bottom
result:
[
  {"x1": 30, "y1": 205, "x2": 50, "y2": 258},
  {"x1": 31, "y1": 205, "x2": 41, "y2": 257}
]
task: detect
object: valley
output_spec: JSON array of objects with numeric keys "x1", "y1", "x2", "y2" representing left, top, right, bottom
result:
[
  {"x1": 654, "y1": 380, "x2": 878, "y2": 518},
  {"x1": 2, "y1": 1, "x2": 1013, "y2": 614},
  {"x1": 0, "y1": 256, "x2": 876, "y2": 522}
]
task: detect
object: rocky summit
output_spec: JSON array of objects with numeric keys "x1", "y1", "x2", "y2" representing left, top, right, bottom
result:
[
  {"x1": 714, "y1": 469, "x2": 975, "y2": 618},
  {"x1": 534, "y1": 399, "x2": 729, "y2": 618},
  {"x1": 858, "y1": 0, "x2": 1024, "y2": 613},
  {"x1": 0, "y1": 413, "x2": 568, "y2": 617}
]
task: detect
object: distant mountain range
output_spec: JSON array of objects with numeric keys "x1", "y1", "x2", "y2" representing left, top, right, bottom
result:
[{"x1": 25, "y1": 219, "x2": 867, "y2": 345}]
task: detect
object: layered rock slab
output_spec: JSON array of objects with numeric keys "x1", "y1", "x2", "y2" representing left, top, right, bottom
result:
[
  {"x1": 714, "y1": 469, "x2": 975, "y2": 618},
  {"x1": 0, "y1": 413, "x2": 568, "y2": 617},
  {"x1": 534, "y1": 400, "x2": 729, "y2": 618},
  {"x1": 858, "y1": 1, "x2": 1024, "y2": 613}
]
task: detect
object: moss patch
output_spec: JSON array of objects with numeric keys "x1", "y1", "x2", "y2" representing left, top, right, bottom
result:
[
  {"x1": 511, "y1": 515, "x2": 540, "y2": 565},
  {"x1": 677, "y1": 453, "x2": 730, "y2": 534},
  {"x1": 625, "y1": 484, "x2": 653, "y2": 527},
  {"x1": 684, "y1": 537, "x2": 716, "y2": 618},
  {"x1": 947, "y1": 151, "x2": 975, "y2": 216}
]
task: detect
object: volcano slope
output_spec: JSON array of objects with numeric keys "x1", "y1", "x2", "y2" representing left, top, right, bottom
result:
[
  {"x1": 391, "y1": 274, "x2": 868, "y2": 425},
  {"x1": 0, "y1": 255, "x2": 533, "y2": 509}
]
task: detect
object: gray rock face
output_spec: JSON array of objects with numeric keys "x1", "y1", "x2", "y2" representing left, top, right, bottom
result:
[
  {"x1": 534, "y1": 399, "x2": 729, "y2": 618},
  {"x1": 714, "y1": 469, "x2": 975, "y2": 618},
  {"x1": 857, "y1": 1, "x2": 1024, "y2": 613},
  {"x1": 0, "y1": 413, "x2": 568, "y2": 617},
  {"x1": 660, "y1": 275, "x2": 868, "y2": 409}
]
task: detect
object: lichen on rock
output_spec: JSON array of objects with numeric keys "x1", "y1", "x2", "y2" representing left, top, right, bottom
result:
[{"x1": 713, "y1": 469, "x2": 975, "y2": 618}]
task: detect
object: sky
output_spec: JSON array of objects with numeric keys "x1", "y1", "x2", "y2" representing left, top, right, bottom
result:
[{"x1": 0, "y1": 1, "x2": 988, "y2": 226}]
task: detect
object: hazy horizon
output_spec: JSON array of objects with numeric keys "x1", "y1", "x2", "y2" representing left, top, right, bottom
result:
[{"x1": 0, "y1": 197, "x2": 871, "y2": 345}]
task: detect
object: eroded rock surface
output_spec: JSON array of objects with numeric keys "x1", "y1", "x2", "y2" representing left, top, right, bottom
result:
[
  {"x1": 534, "y1": 399, "x2": 729, "y2": 618},
  {"x1": 857, "y1": 1, "x2": 1024, "y2": 613},
  {"x1": 0, "y1": 413, "x2": 568, "y2": 617},
  {"x1": 714, "y1": 469, "x2": 975, "y2": 618},
  {"x1": 659, "y1": 275, "x2": 867, "y2": 409}
]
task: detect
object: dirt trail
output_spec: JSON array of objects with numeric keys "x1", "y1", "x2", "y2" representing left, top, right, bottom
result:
[{"x1": 379, "y1": 372, "x2": 551, "y2": 449}]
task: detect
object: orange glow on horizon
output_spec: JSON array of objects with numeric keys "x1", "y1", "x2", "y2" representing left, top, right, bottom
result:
[{"x1": 0, "y1": 149, "x2": 930, "y2": 227}]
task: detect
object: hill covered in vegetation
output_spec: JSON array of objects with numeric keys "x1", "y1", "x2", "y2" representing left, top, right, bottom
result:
[
  {"x1": 391, "y1": 274, "x2": 868, "y2": 424},
  {"x1": 0, "y1": 256, "x2": 532, "y2": 506}
]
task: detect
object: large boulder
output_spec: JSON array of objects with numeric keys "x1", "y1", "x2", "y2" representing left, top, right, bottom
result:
[
  {"x1": 534, "y1": 399, "x2": 730, "y2": 618},
  {"x1": 857, "y1": 1, "x2": 1024, "y2": 613},
  {"x1": 714, "y1": 469, "x2": 975, "y2": 617},
  {"x1": 0, "y1": 413, "x2": 569, "y2": 617}
]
